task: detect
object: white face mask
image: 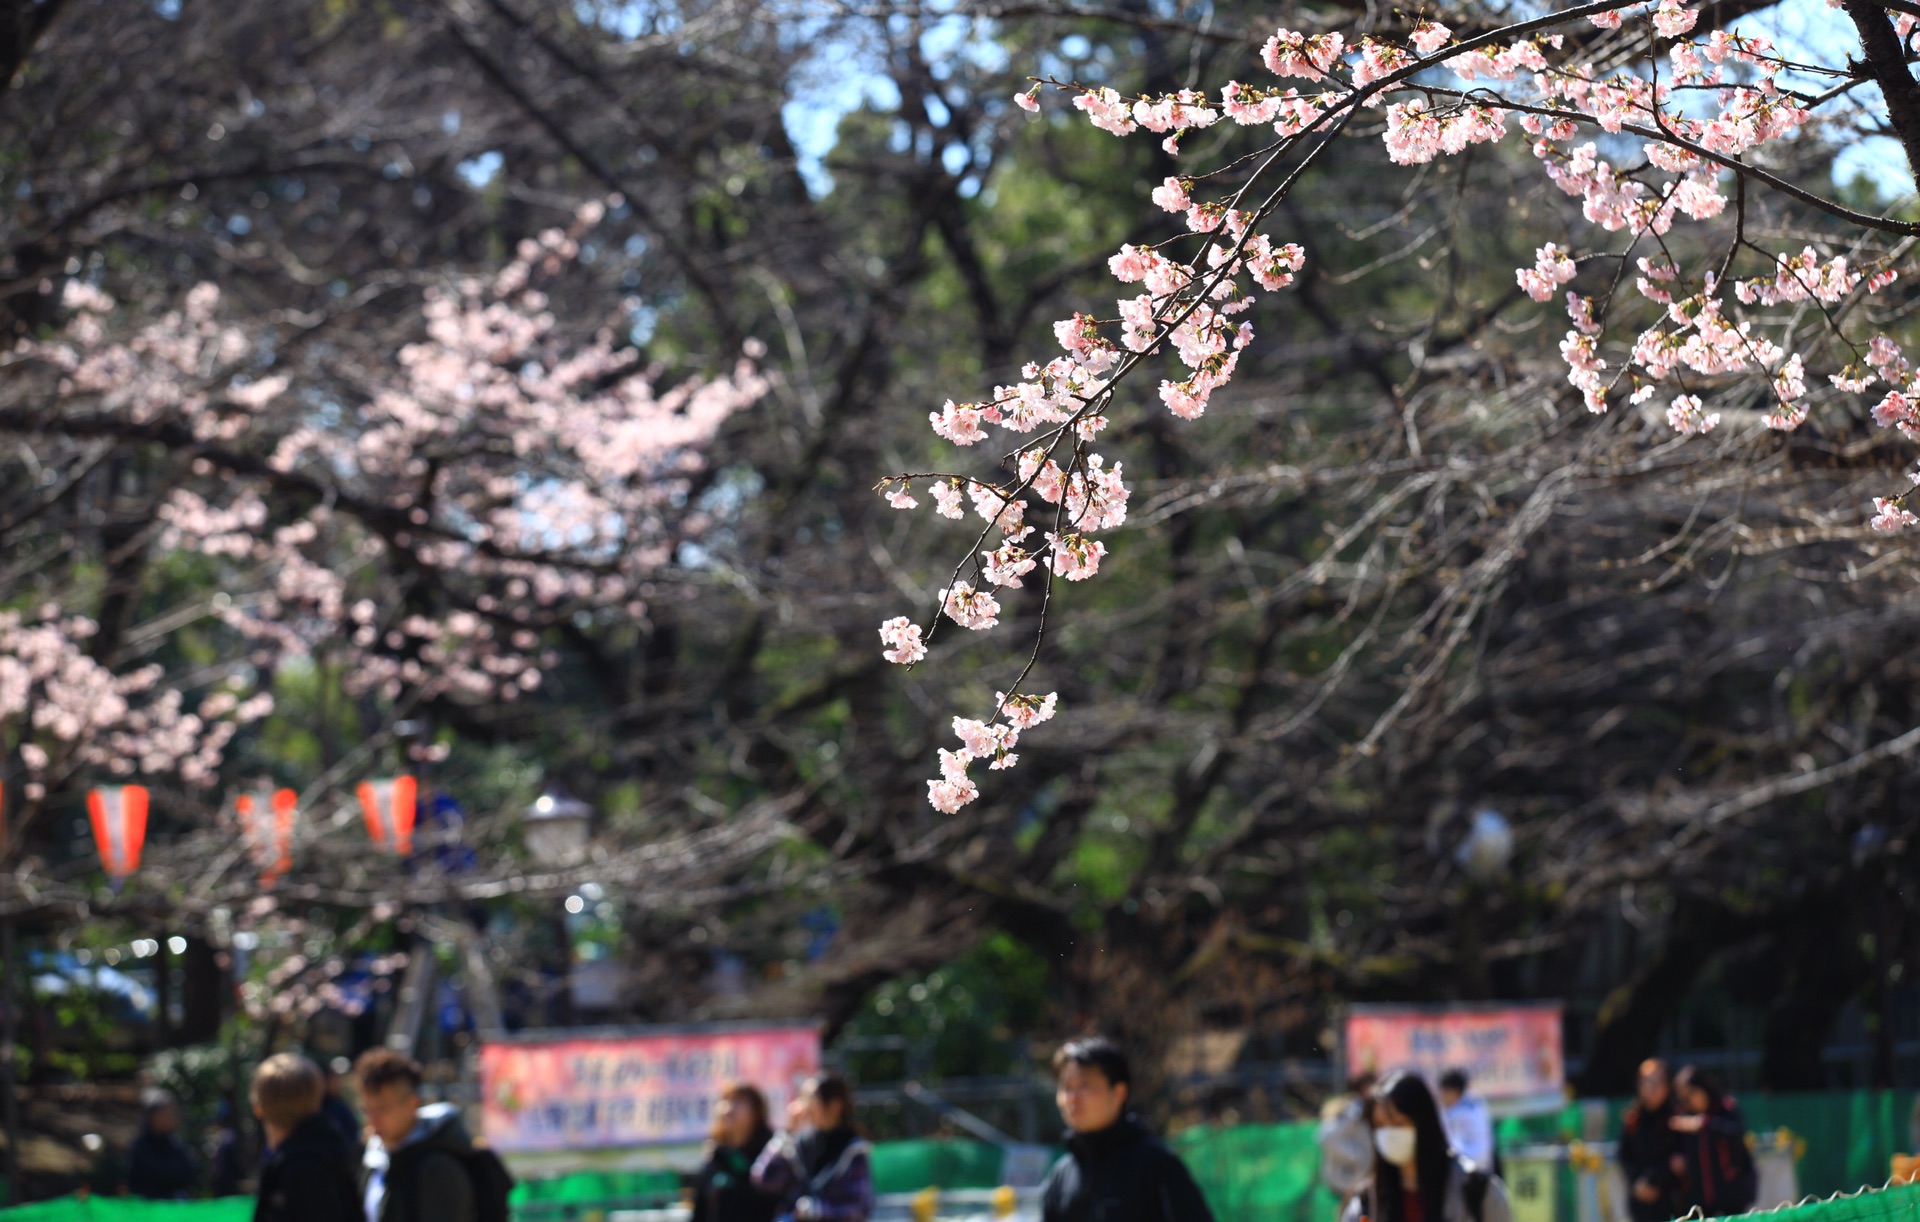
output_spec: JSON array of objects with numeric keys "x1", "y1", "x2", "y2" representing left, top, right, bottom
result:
[{"x1": 1375, "y1": 1126, "x2": 1418, "y2": 1167}]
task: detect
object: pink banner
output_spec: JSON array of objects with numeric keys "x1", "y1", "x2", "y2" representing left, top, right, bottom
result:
[
  {"x1": 1344, "y1": 1005, "x2": 1563, "y2": 1100},
  {"x1": 479, "y1": 1025, "x2": 821, "y2": 1152}
]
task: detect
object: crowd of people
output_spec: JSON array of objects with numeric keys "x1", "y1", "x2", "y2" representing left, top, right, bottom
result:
[
  {"x1": 112, "y1": 1034, "x2": 1232, "y2": 1222},
  {"x1": 1319, "y1": 1059, "x2": 1756, "y2": 1222},
  {"x1": 113, "y1": 1040, "x2": 1756, "y2": 1222}
]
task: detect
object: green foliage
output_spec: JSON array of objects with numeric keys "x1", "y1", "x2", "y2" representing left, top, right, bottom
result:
[{"x1": 838, "y1": 933, "x2": 1049, "y2": 1079}]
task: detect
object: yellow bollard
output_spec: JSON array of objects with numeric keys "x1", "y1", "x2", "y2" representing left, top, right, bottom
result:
[
  {"x1": 912, "y1": 1186, "x2": 941, "y2": 1222},
  {"x1": 991, "y1": 1185, "x2": 1018, "y2": 1218}
]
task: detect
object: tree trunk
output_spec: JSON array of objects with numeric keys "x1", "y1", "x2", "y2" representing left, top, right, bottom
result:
[
  {"x1": 178, "y1": 936, "x2": 226, "y2": 1044},
  {"x1": 1576, "y1": 901, "x2": 1756, "y2": 1094}
]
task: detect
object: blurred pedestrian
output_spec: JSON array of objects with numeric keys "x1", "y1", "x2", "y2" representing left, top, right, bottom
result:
[
  {"x1": 320, "y1": 1058, "x2": 363, "y2": 1155},
  {"x1": 692, "y1": 1083, "x2": 780, "y2": 1222},
  {"x1": 252, "y1": 1053, "x2": 361, "y2": 1222},
  {"x1": 1321, "y1": 1072, "x2": 1378, "y2": 1203},
  {"x1": 209, "y1": 1100, "x2": 248, "y2": 1197},
  {"x1": 1037, "y1": 1035, "x2": 1215, "y2": 1222},
  {"x1": 752, "y1": 1073, "x2": 873, "y2": 1222},
  {"x1": 355, "y1": 1048, "x2": 512, "y2": 1222},
  {"x1": 127, "y1": 1088, "x2": 201, "y2": 1200},
  {"x1": 1670, "y1": 1067, "x2": 1755, "y2": 1218},
  {"x1": 1341, "y1": 1071, "x2": 1512, "y2": 1222},
  {"x1": 1437, "y1": 1070, "x2": 1495, "y2": 1172},
  {"x1": 1619, "y1": 1059, "x2": 1682, "y2": 1222}
]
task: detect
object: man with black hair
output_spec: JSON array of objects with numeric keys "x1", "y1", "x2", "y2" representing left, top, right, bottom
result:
[
  {"x1": 1039, "y1": 1035, "x2": 1215, "y2": 1222},
  {"x1": 355, "y1": 1049, "x2": 512, "y2": 1222}
]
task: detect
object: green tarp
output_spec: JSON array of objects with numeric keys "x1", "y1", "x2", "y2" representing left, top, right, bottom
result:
[
  {"x1": 870, "y1": 1140, "x2": 1007, "y2": 1194},
  {"x1": 1760, "y1": 1182, "x2": 1920, "y2": 1222},
  {"x1": 510, "y1": 1169, "x2": 680, "y2": 1205},
  {"x1": 0, "y1": 1200, "x2": 254, "y2": 1222},
  {"x1": 1175, "y1": 1120, "x2": 1342, "y2": 1222}
]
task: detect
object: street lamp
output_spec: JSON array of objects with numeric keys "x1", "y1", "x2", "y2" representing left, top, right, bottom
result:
[
  {"x1": 523, "y1": 788, "x2": 593, "y2": 868},
  {"x1": 1455, "y1": 808, "x2": 1514, "y2": 882}
]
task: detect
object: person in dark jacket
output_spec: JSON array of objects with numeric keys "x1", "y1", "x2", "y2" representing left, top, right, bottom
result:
[
  {"x1": 319, "y1": 1059, "x2": 363, "y2": 1157},
  {"x1": 693, "y1": 1083, "x2": 781, "y2": 1222},
  {"x1": 1619, "y1": 1059, "x2": 1682, "y2": 1222},
  {"x1": 209, "y1": 1100, "x2": 249, "y2": 1198},
  {"x1": 1671, "y1": 1067, "x2": 1756, "y2": 1218},
  {"x1": 1037, "y1": 1036, "x2": 1216, "y2": 1222},
  {"x1": 127, "y1": 1089, "x2": 202, "y2": 1200},
  {"x1": 253, "y1": 1054, "x2": 361, "y2": 1222},
  {"x1": 752, "y1": 1074, "x2": 873, "y2": 1222},
  {"x1": 1339, "y1": 1072, "x2": 1513, "y2": 1222},
  {"x1": 355, "y1": 1049, "x2": 476, "y2": 1222}
]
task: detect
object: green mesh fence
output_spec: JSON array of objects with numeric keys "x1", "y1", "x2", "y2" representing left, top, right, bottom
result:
[
  {"x1": 1173, "y1": 1120, "x2": 1341, "y2": 1222},
  {"x1": 869, "y1": 1139, "x2": 1007, "y2": 1195},
  {"x1": 509, "y1": 1169, "x2": 681, "y2": 1205},
  {"x1": 1755, "y1": 1183, "x2": 1920, "y2": 1222},
  {"x1": 0, "y1": 1200, "x2": 255, "y2": 1222}
]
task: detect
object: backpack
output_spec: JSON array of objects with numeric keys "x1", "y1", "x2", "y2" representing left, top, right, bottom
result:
[{"x1": 459, "y1": 1146, "x2": 517, "y2": 1222}]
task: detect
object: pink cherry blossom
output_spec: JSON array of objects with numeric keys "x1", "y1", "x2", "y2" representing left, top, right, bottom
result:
[
  {"x1": 940, "y1": 583, "x2": 1001, "y2": 630},
  {"x1": 1411, "y1": 21, "x2": 1451, "y2": 54},
  {"x1": 1871, "y1": 497, "x2": 1919, "y2": 534},
  {"x1": 879, "y1": 617, "x2": 928, "y2": 665}
]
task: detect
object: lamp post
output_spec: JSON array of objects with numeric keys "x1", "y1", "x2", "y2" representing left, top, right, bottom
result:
[
  {"x1": 522, "y1": 788, "x2": 604, "y2": 1020},
  {"x1": 523, "y1": 789, "x2": 593, "y2": 868},
  {"x1": 1455, "y1": 808, "x2": 1514, "y2": 882}
]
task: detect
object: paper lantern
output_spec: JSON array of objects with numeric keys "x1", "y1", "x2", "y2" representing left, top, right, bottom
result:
[
  {"x1": 237, "y1": 788, "x2": 298, "y2": 882},
  {"x1": 88, "y1": 785, "x2": 150, "y2": 879},
  {"x1": 357, "y1": 776, "x2": 417, "y2": 854}
]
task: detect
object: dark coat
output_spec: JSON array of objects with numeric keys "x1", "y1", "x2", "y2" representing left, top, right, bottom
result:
[
  {"x1": 1678, "y1": 1103, "x2": 1756, "y2": 1219},
  {"x1": 127, "y1": 1130, "x2": 201, "y2": 1200},
  {"x1": 362, "y1": 1105, "x2": 477, "y2": 1222},
  {"x1": 255, "y1": 1116, "x2": 362, "y2": 1222},
  {"x1": 1039, "y1": 1116, "x2": 1216, "y2": 1222},
  {"x1": 692, "y1": 1130, "x2": 780, "y2": 1222},
  {"x1": 319, "y1": 1095, "x2": 363, "y2": 1156},
  {"x1": 750, "y1": 1126, "x2": 874, "y2": 1222},
  {"x1": 1618, "y1": 1102, "x2": 1683, "y2": 1222}
]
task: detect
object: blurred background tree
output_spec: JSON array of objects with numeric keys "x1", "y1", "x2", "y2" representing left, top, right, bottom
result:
[{"x1": 0, "y1": 0, "x2": 1916, "y2": 1151}]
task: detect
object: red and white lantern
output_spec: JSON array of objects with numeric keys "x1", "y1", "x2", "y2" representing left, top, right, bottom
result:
[
  {"x1": 236, "y1": 788, "x2": 298, "y2": 883},
  {"x1": 357, "y1": 776, "x2": 417, "y2": 855},
  {"x1": 88, "y1": 785, "x2": 150, "y2": 879}
]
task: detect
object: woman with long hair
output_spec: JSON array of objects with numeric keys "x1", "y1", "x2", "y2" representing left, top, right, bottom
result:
[
  {"x1": 1340, "y1": 1073, "x2": 1513, "y2": 1222},
  {"x1": 751, "y1": 1074, "x2": 874, "y2": 1222},
  {"x1": 1670, "y1": 1067, "x2": 1757, "y2": 1218},
  {"x1": 692, "y1": 1083, "x2": 781, "y2": 1222}
]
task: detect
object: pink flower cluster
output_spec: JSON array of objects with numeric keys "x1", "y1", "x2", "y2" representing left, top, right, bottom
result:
[
  {"x1": 926, "y1": 695, "x2": 1058, "y2": 813},
  {"x1": 1732, "y1": 248, "x2": 1887, "y2": 306},
  {"x1": 0, "y1": 606, "x2": 271, "y2": 793},
  {"x1": 889, "y1": 0, "x2": 1920, "y2": 801},
  {"x1": 16, "y1": 198, "x2": 769, "y2": 768},
  {"x1": 1517, "y1": 244, "x2": 1578, "y2": 303}
]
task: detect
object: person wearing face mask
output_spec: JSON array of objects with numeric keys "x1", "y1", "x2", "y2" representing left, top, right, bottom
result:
[{"x1": 1340, "y1": 1072, "x2": 1513, "y2": 1222}]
